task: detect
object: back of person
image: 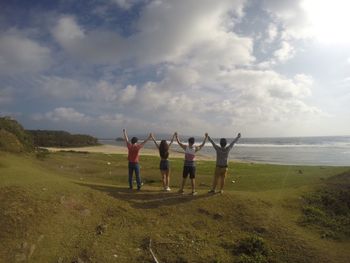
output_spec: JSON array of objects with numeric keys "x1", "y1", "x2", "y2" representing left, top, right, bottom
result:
[
  {"x1": 184, "y1": 146, "x2": 196, "y2": 166},
  {"x1": 215, "y1": 147, "x2": 231, "y2": 167},
  {"x1": 159, "y1": 141, "x2": 169, "y2": 160},
  {"x1": 127, "y1": 143, "x2": 141, "y2": 163}
]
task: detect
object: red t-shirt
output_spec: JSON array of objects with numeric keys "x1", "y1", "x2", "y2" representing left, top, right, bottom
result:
[{"x1": 127, "y1": 143, "x2": 142, "y2": 163}]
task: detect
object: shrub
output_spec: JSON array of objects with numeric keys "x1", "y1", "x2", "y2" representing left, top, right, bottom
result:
[
  {"x1": 234, "y1": 235, "x2": 269, "y2": 256},
  {"x1": 300, "y1": 171, "x2": 350, "y2": 239},
  {"x1": 236, "y1": 253, "x2": 269, "y2": 263},
  {"x1": 0, "y1": 117, "x2": 34, "y2": 152}
]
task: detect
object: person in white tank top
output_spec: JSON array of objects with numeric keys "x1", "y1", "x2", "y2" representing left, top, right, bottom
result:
[{"x1": 175, "y1": 132, "x2": 208, "y2": 195}]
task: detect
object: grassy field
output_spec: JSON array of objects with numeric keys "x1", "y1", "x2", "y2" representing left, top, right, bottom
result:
[{"x1": 0, "y1": 150, "x2": 349, "y2": 262}]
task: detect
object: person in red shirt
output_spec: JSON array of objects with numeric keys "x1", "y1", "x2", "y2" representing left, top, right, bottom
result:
[{"x1": 123, "y1": 129, "x2": 151, "y2": 190}]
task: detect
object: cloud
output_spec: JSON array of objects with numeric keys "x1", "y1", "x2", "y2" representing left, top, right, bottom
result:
[
  {"x1": 266, "y1": 23, "x2": 278, "y2": 43},
  {"x1": 32, "y1": 107, "x2": 91, "y2": 123},
  {"x1": 110, "y1": 0, "x2": 142, "y2": 9},
  {"x1": 51, "y1": 1, "x2": 251, "y2": 67},
  {"x1": 0, "y1": 30, "x2": 51, "y2": 75},
  {"x1": 37, "y1": 76, "x2": 87, "y2": 99},
  {"x1": 273, "y1": 41, "x2": 295, "y2": 62},
  {"x1": 119, "y1": 85, "x2": 137, "y2": 103}
]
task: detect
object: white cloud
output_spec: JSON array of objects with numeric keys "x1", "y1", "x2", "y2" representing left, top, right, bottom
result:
[
  {"x1": 273, "y1": 41, "x2": 295, "y2": 62},
  {"x1": 32, "y1": 107, "x2": 91, "y2": 123},
  {"x1": 93, "y1": 80, "x2": 119, "y2": 102},
  {"x1": 37, "y1": 76, "x2": 86, "y2": 99},
  {"x1": 52, "y1": 1, "x2": 251, "y2": 67},
  {"x1": 52, "y1": 16, "x2": 127, "y2": 63},
  {"x1": 52, "y1": 16, "x2": 85, "y2": 47},
  {"x1": 0, "y1": 31, "x2": 51, "y2": 74},
  {"x1": 119, "y1": 85, "x2": 137, "y2": 103},
  {"x1": 110, "y1": 0, "x2": 142, "y2": 9},
  {"x1": 262, "y1": 0, "x2": 311, "y2": 40}
]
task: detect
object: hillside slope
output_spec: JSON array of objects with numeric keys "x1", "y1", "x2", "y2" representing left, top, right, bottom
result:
[{"x1": 0, "y1": 152, "x2": 349, "y2": 262}]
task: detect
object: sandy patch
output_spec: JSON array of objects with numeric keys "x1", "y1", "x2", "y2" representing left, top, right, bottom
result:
[{"x1": 44, "y1": 144, "x2": 214, "y2": 160}]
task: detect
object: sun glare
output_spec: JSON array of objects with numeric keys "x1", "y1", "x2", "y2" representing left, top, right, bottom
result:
[{"x1": 301, "y1": 0, "x2": 350, "y2": 44}]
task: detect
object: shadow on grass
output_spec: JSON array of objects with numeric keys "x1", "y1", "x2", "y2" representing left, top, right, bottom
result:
[{"x1": 75, "y1": 182, "x2": 212, "y2": 209}]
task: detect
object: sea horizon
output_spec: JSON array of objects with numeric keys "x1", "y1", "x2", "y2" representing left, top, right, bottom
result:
[{"x1": 99, "y1": 135, "x2": 350, "y2": 167}]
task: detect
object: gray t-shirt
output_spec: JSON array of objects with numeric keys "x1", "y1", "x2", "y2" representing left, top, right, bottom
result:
[{"x1": 208, "y1": 136, "x2": 237, "y2": 167}]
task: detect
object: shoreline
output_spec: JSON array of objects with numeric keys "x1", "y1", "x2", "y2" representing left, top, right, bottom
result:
[
  {"x1": 43, "y1": 144, "x2": 350, "y2": 167},
  {"x1": 44, "y1": 144, "x2": 215, "y2": 161}
]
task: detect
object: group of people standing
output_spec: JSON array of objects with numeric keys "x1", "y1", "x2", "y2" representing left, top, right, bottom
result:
[{"x1": 122, "y1": 129, "x2": 241, "y2": 195}]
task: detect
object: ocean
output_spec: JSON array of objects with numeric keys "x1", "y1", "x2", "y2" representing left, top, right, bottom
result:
[{"x1": 100, "y1": 136, "x2": 350, "y2": 166}]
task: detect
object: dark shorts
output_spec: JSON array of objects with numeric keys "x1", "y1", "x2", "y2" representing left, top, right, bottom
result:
[
  {"x1": 159, "y1": 159, "x2": 169, "y2": 171},
  {"x1": 183, "y1": 166, "x2": 196, "y2": 179}
]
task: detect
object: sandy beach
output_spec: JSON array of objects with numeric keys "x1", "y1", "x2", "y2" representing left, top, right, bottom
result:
[{"x1": 45, "y1": 144, "x2": 214, "y2": 160}]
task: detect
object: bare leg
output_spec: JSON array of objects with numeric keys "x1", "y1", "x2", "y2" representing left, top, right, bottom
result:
[
  {"x1": 211, "y1": 173, "x2": 219, "y2": 191},
  {"x1": 165, "y1": 169, "x2": 170, "y2": 188},
  {"x1": 191, "y1": 178, "x2": 195, "y2": 192},
  {"x1": 220, "y1": 175, "x2": 226, "y2": 191},
  {"x1": 180, "y1": 177, "x2": 187, "y2": 191},
  {"x1": 161, "y1": 171, "x2": 166, "y2": 189}
]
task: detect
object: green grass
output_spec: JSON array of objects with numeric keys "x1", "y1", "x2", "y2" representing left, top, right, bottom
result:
[{"x1": 0, "y1": 151, "x2": 349, "y2": 262}]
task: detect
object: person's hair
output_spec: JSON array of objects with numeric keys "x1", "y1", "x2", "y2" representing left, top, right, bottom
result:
[
  {"x1": 188, "y1": 137, "x2": 195, "y2": 145},
  {"x1": 159, "y1": 140, "x2": 169, "y2": 159},
  {"x1": 220, "y1": 138, "x2": 227, "y2": 148},
  {"x1": 131, "y1": 137, "x2": 138, "y2": 144}
]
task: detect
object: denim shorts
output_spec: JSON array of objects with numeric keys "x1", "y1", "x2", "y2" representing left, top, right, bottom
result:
[{"x1": 159, "y1": 159, "x2": 169, "y2": 171}]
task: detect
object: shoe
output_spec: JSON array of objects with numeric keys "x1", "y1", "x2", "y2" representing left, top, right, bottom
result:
[
  {"x1": 217, "y1": 190, "x2": 224, "y2": 194},
  {"x1": 178, "y1": 189, "x2": 184, "y2": 194},
  {"x1": 137, "y1": 186, "x2": 141, "y2": 191},
  {"x1": 191, "y1": 191, "x2": 198, "y2": 196},
  {"x1": 208, "y1": 189, "x2": 215, "y2": 194},
  {"x1": 166, "y1": 187, "x2": 171, "y2": 191}
]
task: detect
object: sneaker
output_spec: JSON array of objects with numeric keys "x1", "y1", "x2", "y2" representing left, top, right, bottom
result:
[
  {"x1": 208, "y1": 189, "x2": 215, "y2": 194},
  {"x1": 166, "y1": 187, "x2": 171, "y2": 191},
  {"x1": 217, "y1": 190, "x2": 224, "y2": 194},
  {"x1": 178, "y1": 189, "x2": 184, "y2": 194},
  {"x1": 137, "y1": 186, "x2": 141, "y2": 191},
  {"x1": 191, "y1": 191, "x2": 198, "y2": 196}
]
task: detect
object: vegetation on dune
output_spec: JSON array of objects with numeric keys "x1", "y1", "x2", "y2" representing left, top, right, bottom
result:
[
  {"x1": 0, "y1": 116, "x2": 34, "y2": 152},
  {"x1": 300, "y1": 171, "x2": 350, "y2": 240},
  {"x1": 28, "y1": 130, "x2": 100, "y2": 147}
]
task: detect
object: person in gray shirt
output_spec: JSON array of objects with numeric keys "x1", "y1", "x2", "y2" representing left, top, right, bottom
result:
[{"x1": 208, "y1": 133, "x2": 241, "y2": 194}]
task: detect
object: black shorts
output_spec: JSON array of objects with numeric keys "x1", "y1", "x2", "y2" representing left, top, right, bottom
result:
[
  {"x1": 159, "y1": 159, "x2": 169, "y2": 171},
  {"x1": 183, "y1": 166, "x2": 196, "y2": 179}
]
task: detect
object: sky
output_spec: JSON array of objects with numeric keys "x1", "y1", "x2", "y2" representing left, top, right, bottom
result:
[{"x1": 0, "y1": 0, "x2": 349, "y2": 138}]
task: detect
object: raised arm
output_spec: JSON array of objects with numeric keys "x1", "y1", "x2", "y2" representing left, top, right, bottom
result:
[
  {"x1": 175, "y1": 132, "x2": 186, "y2": 150},
  {"x1": 140, "y1": 133, "x2": 152, "y2": 147},
  {"x1": 123, "y1": 129, "x2": 129, "y2": 145},
  {"x1": 228, "y1": 133, "x2": 241, "y2": 149},
  {"x1": 168, "y1": 133, "x2": 176, "y2": 147},
  {"x1": 207, "y1": 135, "x2": 219, "y2": 150},
  {"x1": 150, "y1": 133, "x2": 159, "y2": 149},
  {"x1": 195, "y1": 133, "x2": 208, "y2": 152}
]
